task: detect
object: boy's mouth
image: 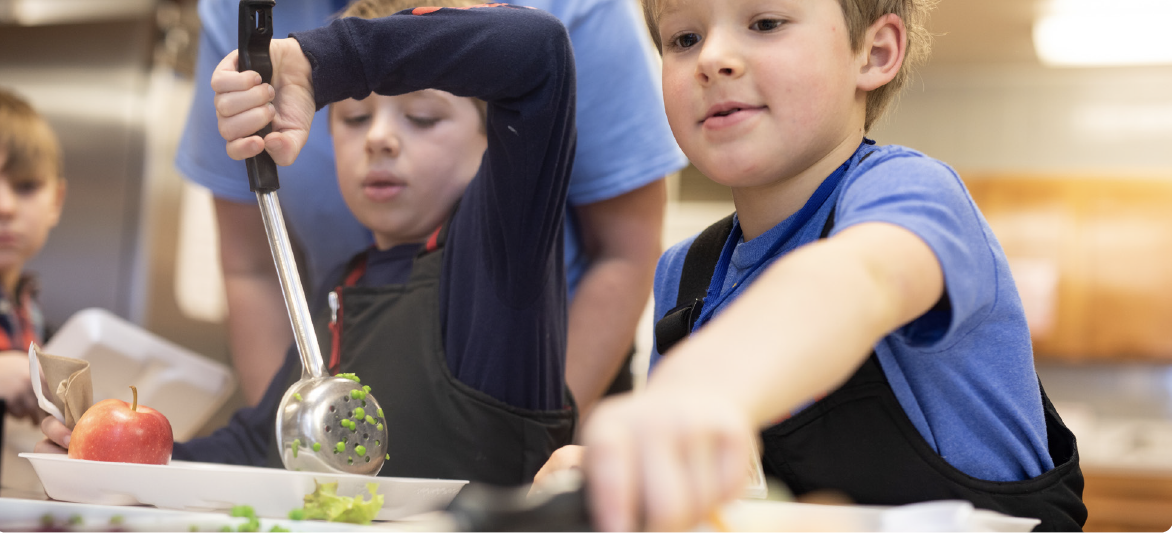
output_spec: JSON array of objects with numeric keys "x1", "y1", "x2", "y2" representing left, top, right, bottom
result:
[
  {"x1": 362, "y1": 172, "x2": 406, "y2": 202},
  {"x1": 702, "y1": 102, "x2": 765, "y2": 128}
]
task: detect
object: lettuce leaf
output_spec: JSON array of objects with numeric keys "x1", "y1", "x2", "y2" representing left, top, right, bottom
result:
[{"x1": 293, "y1": 481, "x2": 383, "y2": 524}]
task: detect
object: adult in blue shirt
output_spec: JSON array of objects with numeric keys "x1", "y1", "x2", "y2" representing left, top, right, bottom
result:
[{"x1": 176, "y1": 0, "x2": 687, "y2": 413}]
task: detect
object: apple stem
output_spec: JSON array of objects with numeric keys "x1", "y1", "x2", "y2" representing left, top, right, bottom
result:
[{"x1": 130, "y1": 385, "x2": 138, "y2": 412}]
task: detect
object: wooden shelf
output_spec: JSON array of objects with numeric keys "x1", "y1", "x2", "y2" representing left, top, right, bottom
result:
[
  {"x1": 967, "y1": 175, "x2": 1172, "y2": 363},
  {"x1": 1082, "y1": 467, "x2": 1172, "y2": 532}
]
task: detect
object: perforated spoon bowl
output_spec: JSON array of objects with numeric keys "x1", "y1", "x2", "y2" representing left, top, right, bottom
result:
[{"x1": 239, "y1": 0, "x2": 386, "y2": 475}]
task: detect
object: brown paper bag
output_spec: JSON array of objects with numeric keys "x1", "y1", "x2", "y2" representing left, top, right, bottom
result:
[{"x1": 31, "y1": 344, "x2": 93, "y2": 429}]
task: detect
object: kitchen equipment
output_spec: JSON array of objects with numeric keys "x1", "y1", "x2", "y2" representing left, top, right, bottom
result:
[{"x1": 237, "y1": 0, "x2": 386, "y2": 475}]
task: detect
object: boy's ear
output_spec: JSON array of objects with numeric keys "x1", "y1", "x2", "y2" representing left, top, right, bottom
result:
[{"x1": 856, "y1": 13, "x2": 907, "y2": 92}]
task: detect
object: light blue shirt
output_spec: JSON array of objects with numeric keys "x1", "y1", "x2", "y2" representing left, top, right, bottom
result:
[
  {"x1": 176, "y1": 0, "x2": 687, "y2": 295},
  {"x1": 650, "y1": 143, "x2": 1054, "y2": 483}
]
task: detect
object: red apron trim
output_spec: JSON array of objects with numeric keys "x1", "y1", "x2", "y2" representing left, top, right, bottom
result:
[
  {"x1": 425, "y1": 227, "x2": 442, "y2": 253},
  {"x1": 329, "y1": 254, "x2": 369, "y2": 375},
  {"x1": 329, "y1": 229, "x2": 441, "y2": 374}
]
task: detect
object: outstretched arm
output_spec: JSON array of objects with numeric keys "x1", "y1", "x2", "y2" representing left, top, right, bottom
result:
[{"x1": 582, "y1": 221, "x2": 944, "y2": 531}]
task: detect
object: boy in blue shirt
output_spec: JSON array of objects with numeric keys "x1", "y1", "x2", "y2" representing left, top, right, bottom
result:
[{"x1": 556, "y1": 0, "x2": 1086, "y2": 530}]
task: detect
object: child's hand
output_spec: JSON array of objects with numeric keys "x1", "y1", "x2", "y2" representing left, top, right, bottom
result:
[
  {"x1": 0, "y1": 351, "x2": 43, "y2": 422},
  {"x1": 34, "y1": 414, "x2": 71, "y2": 454},
  {"x1": 529, "y1": 445, "x2": 584, "y2": 497},
  {"x1": 211, "y1": 38, "x2": 315, "y2": 166},
  {"x1": 581, "y1": 390, "x2": 754, "y2": 532}
]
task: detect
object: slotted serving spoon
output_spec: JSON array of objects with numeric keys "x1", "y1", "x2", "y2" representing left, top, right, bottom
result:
[{"x1": 238, "y1": 0, "x2": 387, "y2": 475}]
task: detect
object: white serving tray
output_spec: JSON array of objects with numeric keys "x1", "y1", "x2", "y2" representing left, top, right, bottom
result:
[
  {"x1": 20, "y1": 453, "x2": 466, "y2": 521},
  {"x1": 0, "y1": 497, "x2": 387, "y2": 532}
]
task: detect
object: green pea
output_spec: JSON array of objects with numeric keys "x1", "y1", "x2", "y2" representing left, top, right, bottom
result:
[
  {"x1": 350, "y1": 389, "x2": 361, "y2": 399},
  {"x1": 362, "y1": 385, "x2": 371, "y2": 393},
  {"x1": 377, "y1": 408, "x2": 384, "y2": 418},
  {"x1": 354, "y1": 407, "x2": 365, "y2": 420},
  {"x1": 291, "y1": 439, "x2": 300, "y2": 458},
  {"x1": 336, "y1": 442, "x2": 346, "y2": 453},
  {"x1": 348, "y1": 457, "x2": 354, "y2": 465},
  {"x1": 293, "y1": 393, "x2": 302, "y2": 401},
  {"x1": 341, "y1": 418, "x2": 351, "y2": 427},
  {"x1": 365, "y1": 415, "x2": 376, "y2": 425},
  {"x1": 377, "y1": 423, "x2": 383, "y2": 431},
  {"x1": 288, "y1": 509, "x2": 305, "y2": 521},
  {"x1": 355, "y1": 445, "x2": 367, "y2": 456},
  {"x1": 312, "y1": 442, "x2": 321, "y2": 452},
  {"x1": 337, "y1": 372, "x2": 361, "y2": 382},
  {"x1": 385, "y1": 454, "x2": 390, "y2": 460}
]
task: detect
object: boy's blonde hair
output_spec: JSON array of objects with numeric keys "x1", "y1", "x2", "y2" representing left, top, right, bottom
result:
[
  {"x1": 335, "y1": 0, "x2": 489, "y2": 127},
  {"x1": 641, "y1": 0, "x2": 936, "y2": 131},
  {"x1": 0, "y1": 87, "x2": 62, "y2": 182}
]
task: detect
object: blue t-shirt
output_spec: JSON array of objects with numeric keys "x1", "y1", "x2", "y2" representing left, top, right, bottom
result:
[
  {"x1": 175, "y1": 0, "x2": 687, "y2": 296},
  {"x1": 649, "y1": 142, "x2": 1055, "y2": 483}
]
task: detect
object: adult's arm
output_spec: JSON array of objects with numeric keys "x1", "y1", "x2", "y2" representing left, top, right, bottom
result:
[
  {"x1": 565, "y1": 180, "x2": 665, "y2": 418},
  {"x1": 214, "y1": 198, "x2": 293, "y2": 405},
  {"x1": 551, "y1": 0, "x2": 683, "y2": 418},
  {"x1": 582, "y1": 221, "x2": 946, "y2": 531}
]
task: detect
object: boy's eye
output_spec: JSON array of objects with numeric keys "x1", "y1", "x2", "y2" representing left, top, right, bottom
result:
[
  {"x1": 406, "y1": 115, "x2": 440, "y2": 128},
  {"x1": 341, "y1": 114, "x2": 371, "y2": 127},
  {"x1": 668, "y1": 32, "x2": 701, "y2": 50},
  {"x1": 750, "y1": 18, "x2": 785, "y2": 32},
  {"x1": 13, "y1": 179, "x2": 44, "y2": 195}
]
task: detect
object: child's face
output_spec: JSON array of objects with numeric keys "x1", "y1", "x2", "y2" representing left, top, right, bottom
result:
[
  {"x1": 0, "y1": 150, "x2": 65, "y2": 273},
  {"x1": 330, "y1": 91, "x2": 487, "y2": 249},
  {"x1": 657, "y1": 0, "x2": 866, "y2": 188}
]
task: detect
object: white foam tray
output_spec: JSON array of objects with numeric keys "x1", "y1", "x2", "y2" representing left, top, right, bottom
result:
[{"x1": 20, "y1": 452, "x2": 466, "y2": 521}]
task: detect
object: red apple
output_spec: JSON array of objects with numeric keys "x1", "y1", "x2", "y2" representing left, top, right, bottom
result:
[{"x1": 68, "y1": 385, "x2": 173, "y2": 465}]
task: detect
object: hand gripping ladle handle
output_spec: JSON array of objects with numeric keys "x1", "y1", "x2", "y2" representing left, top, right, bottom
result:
[{"x1": 238, "y1": 0, "x2": 326, "y2": 380}]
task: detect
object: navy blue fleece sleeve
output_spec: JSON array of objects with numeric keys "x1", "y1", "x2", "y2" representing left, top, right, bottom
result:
[{"x1": 292, "y1": 6, "x2": 576, "y2": 410}]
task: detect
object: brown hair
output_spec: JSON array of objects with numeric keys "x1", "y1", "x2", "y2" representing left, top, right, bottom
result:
[
  {"x1": 0, "y1": 87, "x2": 62, "y2": 182},
  {"x1": 335, "y1": 0, "x2": 489, "y2": 127},
  {"x1": 641, "y1": 0, "x2": 937, "y2": 131}
]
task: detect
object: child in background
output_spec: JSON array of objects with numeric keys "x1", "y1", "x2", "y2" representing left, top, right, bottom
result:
[
  {"x1": 0, "y1": 88, "x2": 67, "y2": 422},
  {"x1": 40, "y1": 0, "x2": 577, "y2": 486},
  {"x1": 541, "y1": 0, "x2": 1086, "y2": 530}
]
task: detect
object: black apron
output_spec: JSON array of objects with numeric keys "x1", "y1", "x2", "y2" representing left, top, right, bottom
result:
[
  {"x1": 655, "y1": 210, "x2": 1087, "y2": 532},
  {"x1": 267, "y1": 222, "x2": 576, "y2": 486}
]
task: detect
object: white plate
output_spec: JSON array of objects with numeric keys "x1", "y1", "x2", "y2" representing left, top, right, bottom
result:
[
  {"x1": 19, "y1": 453, "x2": 466, "y2": 521},
  {"x1": 0, "y1": 497, "x2": 389, "y2": 532}
]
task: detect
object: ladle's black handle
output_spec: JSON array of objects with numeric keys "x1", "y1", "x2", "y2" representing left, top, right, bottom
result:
[{"x1": 238, "y1": 0, "x2": 280, "y2": 193}]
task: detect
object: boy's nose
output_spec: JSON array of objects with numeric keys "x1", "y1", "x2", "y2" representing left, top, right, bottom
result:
[
  {"x1": 695, "y1": 31, "x2": 745, "y2": 84},
  {"x1": 365, "y1": 116, "x2": 401, "y2": 157},
  {"x1": 0, "y1": 182, "x2": 15, "y2": 216}
]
